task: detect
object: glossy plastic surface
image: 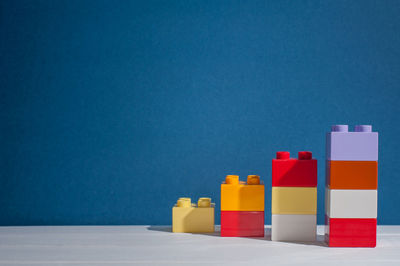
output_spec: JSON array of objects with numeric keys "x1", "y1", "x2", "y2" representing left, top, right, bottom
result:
[
  {"x1": 325, "y1": 215, "x2": 377, "y2": 247},
  {"x1": 272, "y1": 187, "x2": 317, "y2": 215},
  {"x1": 326, "y1": 125, "x2": 378, "y2": 161},
  {"x1": 172, "y1": 197, "x2": 215, "y2": 233},
  {"x1": 221, "y1": 175, "x2": 264, "y2": 211},
  {"x1": 326, "y1": 160, "x2": 378, "y2": 189},
  {"x1": 272, "y1": 151, "x2": 317, "y2": 187},
  {"x1": 220, "y1": 211, "x2": 264, "y2": 237}
]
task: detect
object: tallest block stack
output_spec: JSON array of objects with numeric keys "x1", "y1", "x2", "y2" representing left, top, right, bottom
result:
[{"x1": 325, "y1": 125, "x2": 378, "y2": 247}]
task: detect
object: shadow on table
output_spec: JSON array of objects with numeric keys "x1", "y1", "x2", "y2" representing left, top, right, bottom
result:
[
  {"x1": 147, "y1": 226, "x2": 173, "y2": 233},
  {"x1": 146, "y1": 225, "x2": 220, "y2": 237},
  {"x1": 272, "y1": 233, "x2": 327, "y2": 247},
  {"x1": 146, "y1": 226, "x2": 326, "y2": 247}
]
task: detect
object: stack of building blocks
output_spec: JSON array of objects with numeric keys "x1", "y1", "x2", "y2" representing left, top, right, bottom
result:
[
  {"x1": 325, "y1": 125, "x2": 378, "y2": 247},
  {"x1": 271, "y1": 151, "x2": 317, "y2": 241},
  {"x1": 220, "y1": 175, "x2": 265, "y2": 237},
  {"x1": 172, "y1": 197, "x2": 215, "y2": 233}
]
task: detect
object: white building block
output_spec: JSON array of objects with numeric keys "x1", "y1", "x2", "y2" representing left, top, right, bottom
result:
[
  {"x1": 325, "y1": 188, "x2": 377, "y2": 218},
  {"x1": 271, "y1": 214, "x2": 316, "y2": 241}
]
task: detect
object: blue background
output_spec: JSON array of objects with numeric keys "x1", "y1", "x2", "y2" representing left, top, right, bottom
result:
[{"x1": 1, "y1": 0, "x2": 399, "y2": 225}]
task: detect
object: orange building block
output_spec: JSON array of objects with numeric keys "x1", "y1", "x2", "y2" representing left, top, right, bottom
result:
[
  {"x1": 221, "y1": 175, "x2": 264, "y2": 211},
  {"x1": 326, "y1": 161, "x2": 378, "y2": 189}
]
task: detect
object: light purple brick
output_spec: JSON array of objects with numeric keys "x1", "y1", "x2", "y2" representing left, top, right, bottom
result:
[{"x1": 326, "y1": 125, "x2": 378, "y2": 161}]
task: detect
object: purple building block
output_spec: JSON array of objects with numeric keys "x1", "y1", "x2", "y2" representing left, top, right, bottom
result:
[{"x1": 326, "y1": 125, "x2": 378, "y2": 161}]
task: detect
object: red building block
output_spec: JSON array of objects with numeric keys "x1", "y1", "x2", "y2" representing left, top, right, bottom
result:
[
  {"x1": 221, "y1": 211, "x2": 264, "y2": 237},
  {"x1": 325, "y1": 215, "x2": 377, "y2": 247},
  {"x1": 272, "y1": 151, "x2": 317, "y2": 187}
]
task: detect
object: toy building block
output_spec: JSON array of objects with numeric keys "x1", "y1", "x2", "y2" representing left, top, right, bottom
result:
[
  {"x1": 325, "y1": 215, "x2": 377, "y2": 247},
  {"x1": 326, "y1": 125, "x2": 378, "y2": 161},
  {"x1": 221, "y1": 175, "x2": 264, "y2": 211},
  {"x1": 326, "y1": 160, "x2": 377, "y2": 189},
  {"x1": 172, "y1": 197, "x2": 215, "y2": 233},
  {"x1": 272, "y1": 151, "x2": 317, "y2": 187},
  {"x1": 325, "y1": 124, "x2": 378, "y2": 247},
  {"x1": 325, "y1": 189, "x2": 377, "y2": 218},
  {"x1": 271, "y1": 214, "x2": 316, "y2": 241},
  {"x1": 221, "y1": 211, "x2": 264, "y2": 237},
  {"x1": 271, "y1": 187, "x2": 317, "y2": 215}
]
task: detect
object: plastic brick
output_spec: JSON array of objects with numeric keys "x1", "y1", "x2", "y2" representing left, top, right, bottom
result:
[
  {"x1": 220, "y1": 211, "x2": 264, "y2": 237},
  {"x1": 172, "y1": 197, "x2": 215, "y2": 233},
  {"x1": 325, "y1": 215, "x2": 377, "y2": 247},
  {"x1": 326, "y1": 160, "x2": 378, "y2": 189},
  {"x1": 325, "y1": 189, "x2": 377, "y2": 218},
  {"x1": 271, "y1": 187, "x2": 317, "y2": 215},
  {"x1": 221, "y1": 175, "x2": 264, "y2": 211},
  {"x1": 326, "y1": 125, "x2": 378, "y2": 161},
  {"x1": 272, "y1": 151, "x2": 317, "y2": 187},
  {"x1": 271, "y1": 214, "x2": 316, "y2": 241}
]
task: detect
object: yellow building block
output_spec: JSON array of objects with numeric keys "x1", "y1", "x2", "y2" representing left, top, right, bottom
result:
[
  {"x1": 221, "y1": 175, "x2": 264, "y2": 211},
  {"x1": 271, "y1": 187, "x2": 317, "y2": 214},
  {"x1": 172, "y1": 197, "x2": 215, "y2": 233}
]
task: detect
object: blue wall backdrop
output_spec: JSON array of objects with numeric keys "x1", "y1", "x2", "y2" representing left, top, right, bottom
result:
[{"x1": 1, "y1": 0, "x2": 400, "y2": 225}]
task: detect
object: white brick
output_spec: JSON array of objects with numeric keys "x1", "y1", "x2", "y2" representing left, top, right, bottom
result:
[
  {"x1": 271, "y1": 214, "x2": 316, "y2": 241},
  {"x1": 326, "y1": 189, "x2": 377, "y2": 218}
]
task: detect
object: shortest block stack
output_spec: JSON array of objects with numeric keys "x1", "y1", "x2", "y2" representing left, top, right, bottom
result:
[
  {"x1": 172, "y1": 197, "x2": 215, "y2": 233},
  {"x1": 221, "y1": 175, "x2": 265, "y2": 237},
  {"x1": 271, "y1": 151, "x2": 317, "y2": 241}
]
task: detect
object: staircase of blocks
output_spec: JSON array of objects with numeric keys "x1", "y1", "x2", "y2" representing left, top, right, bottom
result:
[{"x1": 170, "y1": 124, "x2": 379, "y2": 248}]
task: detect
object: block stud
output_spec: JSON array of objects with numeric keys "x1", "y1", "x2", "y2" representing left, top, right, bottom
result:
[
  {"x1": 276, "y1": 151, "x2": 290, "y2": 160},
  {"x1": 247, "y1": 175, "x2": 260, "y2": 185},
  {"x1": 198, "y1": 197, "x2": 211, "y2": 207},
  {"x1": 177, "y1": 197, "x2": 191, "y2": 207},
  {"x1": 225, "y1": 175, "x2": 239, "y2": 185},
  {"x1": 331, "y1": 125, "x2": 348, "y2": 132},
  {"x1": 298, "y1": 151, "x2": 312, "y2": 160},
  {"x1": 355, "y1": 125, "x2": 372, "y2": 132}
]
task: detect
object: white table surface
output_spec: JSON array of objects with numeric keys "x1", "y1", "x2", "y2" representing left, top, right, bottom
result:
[{"x1": 0, "y1": 225, "x2": 399, "y2": 265}]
